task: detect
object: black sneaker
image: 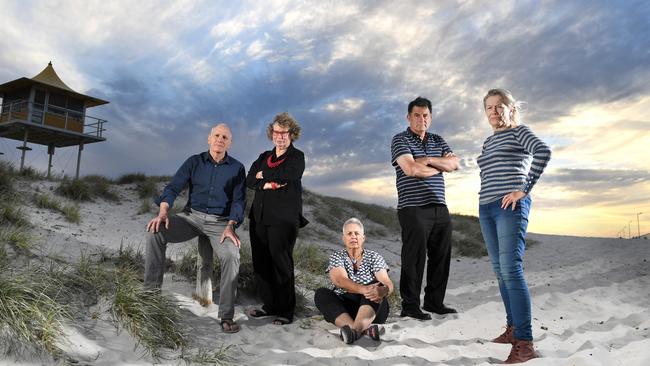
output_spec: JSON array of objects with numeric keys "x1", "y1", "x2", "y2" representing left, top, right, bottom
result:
[{"x1": 340, "y1": 325, "x2": 357, "y2": 344}]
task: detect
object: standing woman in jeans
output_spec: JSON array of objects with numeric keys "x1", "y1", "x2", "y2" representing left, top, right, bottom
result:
[
  {"x1": 246, "y1": 112, "x2": 308, "y2": 325},
  {"x1": 477, "y1": 89, "x2": 551, "y2": 364}
]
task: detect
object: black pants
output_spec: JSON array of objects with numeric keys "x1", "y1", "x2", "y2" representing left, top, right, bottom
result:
[
  {"x1": 314, "y1": 288, "x2": 389, "y2": 324},
  {"x1": 397, "y1": 204, "x2": 452, "y2": 312},
  {"x1": 249, "y1": 218, "x2": 298, "y2": 321}
]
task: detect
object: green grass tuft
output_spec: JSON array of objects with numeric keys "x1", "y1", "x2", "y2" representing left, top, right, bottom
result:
[
  {"x1": 136, "y1": 179, "x2": 158, "y2": 200},
  {"x1": 0, "y1": 225, "x2": 32, "y2": 250},
  {"x1": 82, "y1": 175, "x2": 120, "y2": 201},
  {"x1": 0, "y1": 242, "x2": 6, "y2": 265},
  {"x1": 0, "y1": 266, "x2": 69, "y2": 356},
  {"x1": 18, "y1": 166, "x2": 46, "y2": 180},
  {"x1": 0, "y1": 203, "x2": 28, "y2": 227},
  {"x1": 55, "y1": 179, "x2": 93, "y2": 201},
  {"x1": 61, "y1": 204, "x2": 81, "y2": 224},
  {"x1": 111, "y1": 270, "x2": 188, "y2": 358},
  {"x1": 33, "y1": 193, "x2": 80, "y2": 224},
  {"x1": 115, "y1": 243, "x2": 145, "y2": 274},
  {"x1": 294, "y1": 242, "x2": 329, "y2": 275},
  {"x1": 138, "y1": 199, "x2": 153, "y2": 215},
  {"x1": 117, "y1": 173, "x2": 147, "y2": 184},
  {"x1": 34, "y1": 193, "x2": 61, "y2": 210},
  {"x1": 56, "y1": 177, "x2": 120, "y2": 202},
  {"x1": 181, "y1": 345, "x2": 232, "y2": 365}
]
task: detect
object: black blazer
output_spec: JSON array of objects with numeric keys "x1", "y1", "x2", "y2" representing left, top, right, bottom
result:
[{"x1": 246, "y1": 144, "x2": 308, "y2": 227}]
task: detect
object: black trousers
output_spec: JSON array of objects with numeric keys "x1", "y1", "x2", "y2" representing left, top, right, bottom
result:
[
  {"x1": 397, "y1": 204, "x2": 452, "y2": 312},
  {"x1": 249, "y1": 218, "x2": 298, "y2": 321},
  {"x1": 314, "y1": 288, "x2": 389, "y2": 324}
]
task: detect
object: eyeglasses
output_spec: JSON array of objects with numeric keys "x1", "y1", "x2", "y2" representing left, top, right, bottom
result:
[{"x1": 272, "y1": 130, "x2": 290, "y2": 137}]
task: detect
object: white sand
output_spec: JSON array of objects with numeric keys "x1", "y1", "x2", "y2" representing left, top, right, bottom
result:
[{"x1": 5, "y1": 181, "x2": 650, "y2": 365}]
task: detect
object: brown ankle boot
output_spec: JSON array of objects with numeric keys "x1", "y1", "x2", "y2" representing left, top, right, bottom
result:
[
  {"x1": 492, "y1": 325, "x2": 515, "y2": 344},
  {"x1": 503, "y1": 339, "x2": 538, "y2": 364}
]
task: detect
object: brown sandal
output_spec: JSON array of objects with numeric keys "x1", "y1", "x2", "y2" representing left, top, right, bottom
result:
[
  {"x1": 220, "y1": 319, "x2": 241, "y2": 333},
  {"x1": 272, "y1": 317, "x2": 292, "y2": 325}
]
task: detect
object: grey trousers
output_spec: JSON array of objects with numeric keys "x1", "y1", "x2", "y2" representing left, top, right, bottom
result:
[{"x1": 144, "y1": 209, "x2": 240, "y2": 320}]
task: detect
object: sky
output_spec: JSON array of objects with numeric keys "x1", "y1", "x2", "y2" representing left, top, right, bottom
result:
[{"x1": 0, "y1": 0, "x2": 648, "y2": 238}]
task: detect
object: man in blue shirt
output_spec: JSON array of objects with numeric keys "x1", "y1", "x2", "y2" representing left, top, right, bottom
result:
[
  {"x1": 391, "y1": 97, "x2": 460, "y2": 320},
  {"x1": 144, "y1": 123, "x2": 246, "y2": 333}
]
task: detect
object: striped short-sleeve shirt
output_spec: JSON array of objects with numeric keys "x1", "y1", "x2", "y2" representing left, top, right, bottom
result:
[
  {"x1": 391, "y1": 128, "x2": 453, "y2": 209},
  {"x1": 326, "y1": 249, "x2": 389, "y2": 295},
  {"x1": 477, "y1": 125, "x2": 551, "y2": 204}
]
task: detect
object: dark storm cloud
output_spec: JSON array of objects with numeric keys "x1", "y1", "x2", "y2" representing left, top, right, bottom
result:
[{"x1": 1, "y1": 0, "x2": 648, "y2": 200}]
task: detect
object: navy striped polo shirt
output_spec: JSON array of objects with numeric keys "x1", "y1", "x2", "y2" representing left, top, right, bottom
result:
[
  {"x1": 391, "y1": 128, "x2": 453, "y2": 209},
  {"x1": 477, "y1": 125, "x2": 551, "y2": 204}
]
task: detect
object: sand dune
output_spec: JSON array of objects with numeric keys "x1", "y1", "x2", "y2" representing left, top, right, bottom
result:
[{"x1": 3, "y1": 181, "x2": 649, "y2": 365}]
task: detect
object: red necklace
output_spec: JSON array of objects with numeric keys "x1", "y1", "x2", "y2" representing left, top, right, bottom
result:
[{"x1": 266, "y1": 154, "x2": 287, "y2": 168}]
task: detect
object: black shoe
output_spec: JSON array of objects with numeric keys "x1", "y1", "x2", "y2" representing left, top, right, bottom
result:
[
  {"x1": 400, "y1": 310, "x2": 432, "y2": 320},
  {"x1": 423, "y1": 304, "x2": 458, "y2": 315}
]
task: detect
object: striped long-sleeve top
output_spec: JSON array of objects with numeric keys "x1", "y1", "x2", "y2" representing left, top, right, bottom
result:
[
  {"x1": 391, "y1": 128, "x2": 453, "y2": 209},
  {"x1": 477, "y1": 125, "x2": 551, "y2": 205}
]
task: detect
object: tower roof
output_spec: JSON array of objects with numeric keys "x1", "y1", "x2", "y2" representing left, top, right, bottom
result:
[
  {"x1": 31, "y1": 61, "x2": 76, "y2": 92},
  {"x1": 0, "y1": 62, "x2": 108, "y2": 107}
]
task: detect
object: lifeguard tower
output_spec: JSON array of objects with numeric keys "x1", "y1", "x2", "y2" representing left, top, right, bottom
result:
[{"x1": 0, "y1": 62, "x2": 108, "y2": 178}]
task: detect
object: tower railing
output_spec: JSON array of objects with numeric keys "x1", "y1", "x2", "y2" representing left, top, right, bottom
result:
[{"x1": 0, "y1": 99, "x2": 107, "y2": 138}]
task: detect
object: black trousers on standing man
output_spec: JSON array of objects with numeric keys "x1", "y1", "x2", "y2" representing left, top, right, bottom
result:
[{"x1": 397, "y1": 203, "x2": 452, "y2": 313}]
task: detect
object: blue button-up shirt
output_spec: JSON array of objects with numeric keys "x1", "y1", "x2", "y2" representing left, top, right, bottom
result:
[{"x1": 155, "y1": 152, "x2": 246, "y2": 225}]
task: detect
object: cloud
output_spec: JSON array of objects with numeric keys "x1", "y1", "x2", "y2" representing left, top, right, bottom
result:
[{"x1": 1, "y1": 0, "x2": 649, "y2": 237}]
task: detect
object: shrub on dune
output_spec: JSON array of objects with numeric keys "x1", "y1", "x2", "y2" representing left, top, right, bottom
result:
[
  {"x1": 56, "y1": 176, "x2": 119, "y2": 202},
  {"x1": 82, "y1": 175, "x2": 120, "y2": 201},
  {"x1": 55, "y1": 179, "x2": 93, "y2": 201},
  {"x1": 136, "y1": 179, "x2": 158, "y2": 200},
  {"x1": 0, "y1": 267, "x2": 68, "y2": 357},
  {"x1": 117, "y1": 173, "x2": 147, "y2": 185}
]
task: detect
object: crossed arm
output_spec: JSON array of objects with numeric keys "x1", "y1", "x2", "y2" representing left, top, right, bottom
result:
[{"x1": 396, "y1": 152, "x2": 460, "y2": 178}]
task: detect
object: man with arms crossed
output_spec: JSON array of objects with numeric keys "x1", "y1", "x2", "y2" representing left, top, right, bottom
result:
[
  {"x1": 144, "y1": 123, "x2": 246, "y2": 333},
  {"x1": 391, "y1": 97, "x2": 460, "y2": 320}
]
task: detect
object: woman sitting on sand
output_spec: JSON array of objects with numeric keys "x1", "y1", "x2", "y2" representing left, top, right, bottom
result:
[
  {"x1": 477, "y1": 88, "x2": 551, "y2": 363},
  {"x1": 314, "y1": 217, "x2": 394, "y2": 344}
]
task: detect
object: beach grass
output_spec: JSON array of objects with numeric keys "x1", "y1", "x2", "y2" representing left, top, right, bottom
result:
[
  {"x1": 55, "y1": 176, "x2": 120, "y2": 202},
  {"x1": 111, "y1": 269, "x2": 188, "y2": 358},
  {"x1": 18, "y1": 166, "x2": 46, "y2": 180},
  {"x1": 0, "y1": 266, "x2": 68, "y2": 357},
  {"x1": 136, "y1": 179, "x2": 158, "y2": 200},
  {"x1": 294, "y1": 241, "x2": 329, "y2": 275},
  {"x1": 117, "y1": 173, "x2": 148, "y2": 184},
  {"x1": 0, "y1": 225, "x2": 32, "y2": 251},
  {"x1": 33, "y1": 193, "x2": 80, "y2": 224},
  {"x1": 138, "y1": 199, "x2": 153, "y2": 215},
  {"x1": 181, "y1": 345, "x2": 232, "y2": 365}
]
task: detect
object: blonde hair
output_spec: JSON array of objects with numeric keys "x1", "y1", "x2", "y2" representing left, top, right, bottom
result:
[
  {"x1": 266, "y1": 112, "x2": 302, "y2": 141},
  {"x1": 483, "y1": 88, "x2": 521, "y2": 127}
]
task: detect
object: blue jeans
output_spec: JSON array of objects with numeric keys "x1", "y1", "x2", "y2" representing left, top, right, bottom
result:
[{"x1": 479, "y1": 195, "x2": 532, "y2": 341}]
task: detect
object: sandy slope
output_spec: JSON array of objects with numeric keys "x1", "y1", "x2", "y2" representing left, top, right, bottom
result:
[{"x1": 4, "y1": 181, "x2": 649, "y2": 365}]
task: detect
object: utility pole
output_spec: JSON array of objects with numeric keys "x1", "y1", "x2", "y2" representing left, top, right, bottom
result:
[
  {"x1": 628, "y1": 221, "x2": 632, "y2": 239},
  {"x1": 638, "y1": 212, "x2": 643, "y2": 238}
]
